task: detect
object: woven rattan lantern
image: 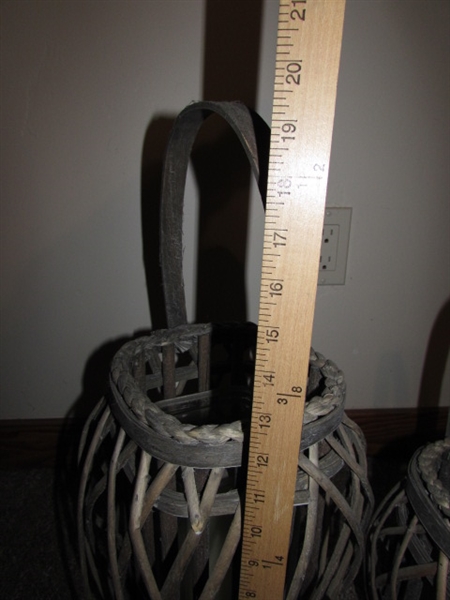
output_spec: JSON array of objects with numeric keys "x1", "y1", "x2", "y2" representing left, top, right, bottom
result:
[
  {"x1": 77, "y1": 101, "x2": 374, "y2": 599},
  {"x1": 368, "y1": 437, "x2": 450, "y2": 599}
]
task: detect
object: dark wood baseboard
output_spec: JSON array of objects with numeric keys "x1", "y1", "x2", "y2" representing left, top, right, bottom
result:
[
  {"x1": 346, "y1": 406, "x2": 448, "y2": 457},
  {"x1": 0, "y1": 418, "x2": 83, "y2": 469},
  {"x1": 0, "y1": 407, "x2": 448, "y2": 469}
]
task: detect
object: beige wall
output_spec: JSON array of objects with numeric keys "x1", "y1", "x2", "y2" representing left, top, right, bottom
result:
[{"x1": 1, "y1": 0, "x2": 449, "y2": 419}]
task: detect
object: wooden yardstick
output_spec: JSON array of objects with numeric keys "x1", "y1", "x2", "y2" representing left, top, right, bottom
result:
[{"x1": 238, "y1": 1, "x2": 346, "y2": 599}]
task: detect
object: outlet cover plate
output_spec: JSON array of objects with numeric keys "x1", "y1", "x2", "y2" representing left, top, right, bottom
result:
[{"x1": 318, "y1": 207, "x2": 352, "y2": 285}]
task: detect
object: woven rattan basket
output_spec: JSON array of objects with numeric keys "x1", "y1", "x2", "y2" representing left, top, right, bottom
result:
[
  {"x1": 368, "y1": 437, "x2": 450, "y2": 599},
  {"x1": 78, "y1": 101, "x2": 374, "y2": 600}
]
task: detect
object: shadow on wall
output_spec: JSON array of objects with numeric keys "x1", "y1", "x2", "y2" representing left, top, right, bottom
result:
[
  {"x1": 417, "y1": 297, "x2": 450, "y2": 415},
  {"x1": 62, "y1": 0, "x2": 266, "y2": 424},
  {"x1": 373, "y1": 297, "x2": 450, "y2": 464},
  {"x1": 195, "y1": 0, "x2": 264, "y2": 324},
  {"x1": 53, "y1": 5, "x2": 265, "y2": 594},
  {"x1": 140, "y1": 0, "x2": 266, "y2": 328},
  {"x1": 192, "y1": 113, "x2": 267, "y2": 324},
  {"x1": 366, "y1": 298, "x2": 450, "y2": 505}
]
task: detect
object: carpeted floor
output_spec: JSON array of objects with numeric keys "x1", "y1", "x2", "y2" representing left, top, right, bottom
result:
[
  {"x1": 0, "y1": 455, "x2": 407, "y2": 600},
  {"x1": 0, "y1": 467, "x2": 82, "y2": 600}
]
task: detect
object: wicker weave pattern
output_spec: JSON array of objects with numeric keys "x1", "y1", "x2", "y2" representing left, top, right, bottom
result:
[
  {"x1": 368, "y1": 439, "x2": 450, "y2": 599},
  {"x1": 417, "y1": 437, "x2": 450, "y2": 518},
  {"x1": 78, "y1": 399, "x2": 373, "y2": 600},
  {"x1": 78, "y1": 100, "x2": 373, "y2": 600},
  {"x1": 109, "y1": 324, "x2": 346, "y2": 447}
]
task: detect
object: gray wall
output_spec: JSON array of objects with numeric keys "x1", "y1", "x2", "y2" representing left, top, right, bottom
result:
[{"x1": 1, "y1": 0, "x2": 449, "y2": 419}]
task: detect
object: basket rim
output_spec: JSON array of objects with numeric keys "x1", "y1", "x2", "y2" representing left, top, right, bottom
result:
[{"x1": 108, "y1": 323, "x2": 346, "y2": 464}]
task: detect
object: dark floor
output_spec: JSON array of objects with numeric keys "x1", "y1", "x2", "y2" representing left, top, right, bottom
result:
[
  {"x1": 0, "y1": 467, "x2": 82, "y2": 600},
  {"x1": 0, "y1": 454, "x2": 407, "y2": 600}
]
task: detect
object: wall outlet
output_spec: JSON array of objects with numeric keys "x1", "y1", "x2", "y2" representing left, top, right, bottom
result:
[{"x1": 318, "y1": 207, "x2": 352, "y2": 285}]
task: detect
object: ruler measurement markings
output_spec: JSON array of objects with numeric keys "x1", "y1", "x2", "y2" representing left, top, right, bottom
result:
[{"x1": 239, "y1": 0, "x2": 346, "y2": 598}]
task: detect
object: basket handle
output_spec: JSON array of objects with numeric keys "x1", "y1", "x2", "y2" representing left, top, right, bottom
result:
[{"x1": 160, "y1": 101, "x2": 270, "y2": 329}]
